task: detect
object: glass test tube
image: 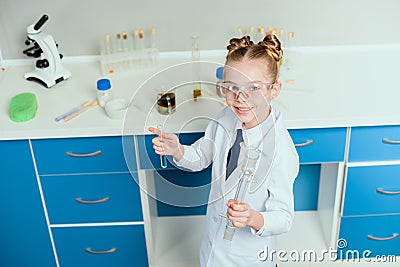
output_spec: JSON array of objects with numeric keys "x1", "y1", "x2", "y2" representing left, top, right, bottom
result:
[
  {"x1": 191, "y1": 35, "x2": 202, "y2": 101},
  {"x1": 137, "y1": 29, "x2": 145, "y2": 50},
  {"x1": 104, "y1": 34, "x2": 111, "y2": 55},
  {"x1": 133, "y1": 29, "x2": 139, "y2": 50},
  {"x1": 150, "y1": 26, "x2": 156, "y2": 48},
  {"x1": 257, "y1": 25, "x2": 265, "y2": 41},
  {"x1": 122, "y1": 32, "x2": 128, "y2": 51},
  {"x1": 249, "y1": 25, "x2": 255, "y2": 41},
  {"x1": 157, "y1": 125, "x2": 168, "y2": 169},
  {"x1": 286, "y1": 32, "x2": 295, "y2": 70},
  {"x1": 116, "y1": 33, "x2": 122, "y2": 52},
  {"x1": 223, "y1": 148, "x2": 260, "y2": 241}
]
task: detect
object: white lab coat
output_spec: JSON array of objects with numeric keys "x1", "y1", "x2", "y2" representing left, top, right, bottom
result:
[{"x1": 175, "y1": 106, "x2": 299, "y2": 267}]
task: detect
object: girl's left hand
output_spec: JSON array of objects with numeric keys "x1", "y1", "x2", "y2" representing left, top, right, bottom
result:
[{"x1": 226, "y1": 199, "x2": 252, "y2": 228}]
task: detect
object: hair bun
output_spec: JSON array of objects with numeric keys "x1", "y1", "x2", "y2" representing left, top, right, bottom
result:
[
  {"x1": 226, "y1": 36, "x2": 254, "y2": 56},
  {"x1": 258, "y1": 34, "x2": 283, "y2": 62}
]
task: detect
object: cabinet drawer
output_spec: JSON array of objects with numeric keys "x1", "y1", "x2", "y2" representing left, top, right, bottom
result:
[
  {"x1": 338, "y1": 215, "x2": 400, "y2": 259},
  {"x1": 288, "y1": 127, "x2": 347, "y2": 163},
  {"x1": 32, "y1": 136, "x2": 137, "y2": 175},
  {"x1": 52, "y1": 225, "x2": 148, "y2": 267},
  {"x1": 137, "y1": 132, "x2": 204, "y2": 169},
  {"x1": 0, "y1": 140, "x2": 57, "y2": 267},
  {"x1": 349, "y1": 125, "x2": 400, "y2": 162},
  {"x1": 343, "y1": 165, "x2": 400, "y2": 216},
  {"x1": 41, "y1": 173, "x2": 143, "y2": 224}
]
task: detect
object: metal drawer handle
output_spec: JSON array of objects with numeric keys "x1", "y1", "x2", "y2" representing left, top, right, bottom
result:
[
  {"x1": 294, "y1": 140, "x2": 314, "y2": 147},
  {"x1": 367, "y1": 233, "x2": 399, "y2": 241},
  {"x1": 85, "y1": 247, "x2": 117, "y2": 254},
  {"x1": 382, "y1": 138, "x2": 400, "y2": 144},
  {"x1": 75, "y1": 197, "x2": 110, "y2": 204},
  {"x1": 66, "y1": 150, "x2": 102, "y2": 157},
  {"x1": 376, "y1": 188, "x2": 400, "y2": 195}
]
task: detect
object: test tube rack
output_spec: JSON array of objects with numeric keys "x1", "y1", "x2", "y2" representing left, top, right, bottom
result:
[{"x1": 100, "y1": 29, "x2": 159, "y2": 75}]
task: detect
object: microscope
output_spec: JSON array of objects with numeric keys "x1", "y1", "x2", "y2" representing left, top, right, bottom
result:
[{"x1": 23, "y1": 14, "x2": 71, "y2": 88}]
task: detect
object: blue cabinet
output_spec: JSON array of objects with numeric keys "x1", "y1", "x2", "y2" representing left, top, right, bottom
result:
[
  {"x1": 31, "y1": 136, "x2": 147, "y2": 267},
  {"x1": 32, "y1": 136, "x2": 137, "y2": 175},
  {"x1": 41, "y1": 173, "x2": 143, "y2": 224},
  {"x1": 52, "y1": 225, "x2": 148, "y2": 267},
  {"x1": 349, "y1": 125, "x2": 400, "y2": 162},
  {"x1": 289, "y1": 127, "x2": 347, "y2": 163},
  {"x1": 338, "y1": 215, "x2": 400, "y2": 259},
  {"x1": 343, "y1": 165, "x2": 400, "y2": 216},
  {"x1": 0, "y1": 140, "x2": 56, "y2": 267},
  {"x1": 293, "y1": 164, "x2": 321, "y2": 211},
  {"x1": 338, "y1": 125, "x2": 400, "y2": 260}
]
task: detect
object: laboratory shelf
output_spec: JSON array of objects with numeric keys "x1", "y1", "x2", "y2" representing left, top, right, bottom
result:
[
  {"x1": 151, "y1": 215, "x2": 205, "y2": 267},
  {"x1": 149, "y1": 212, "x2": 329, "y2": 267},
  {"x1": 149, "y1": 212, "x2": 400, "y2": 267}
]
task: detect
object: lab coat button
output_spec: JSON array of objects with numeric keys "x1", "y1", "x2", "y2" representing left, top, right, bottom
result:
[{"x1": 213, "y1": 216, "x2": 219, "y2": 223}]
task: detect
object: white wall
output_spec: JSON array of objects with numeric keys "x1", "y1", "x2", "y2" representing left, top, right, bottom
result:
[{"x1": 0, "y1": 0, "x2": 399, "y2": 59}]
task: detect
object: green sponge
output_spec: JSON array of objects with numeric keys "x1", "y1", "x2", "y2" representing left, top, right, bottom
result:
[{"x1": 8, "y1": 92, "x2": 38, "y2": 122}]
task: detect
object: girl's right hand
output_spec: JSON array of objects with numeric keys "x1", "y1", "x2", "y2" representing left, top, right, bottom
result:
[{"x1": 148, "y1": 127, "x2": 184, "y2": 162}]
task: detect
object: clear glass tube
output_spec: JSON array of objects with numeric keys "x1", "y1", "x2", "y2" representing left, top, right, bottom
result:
[
  {"x1": 157, "y1": 124, "x2": 168, "y2": 169},
  {"x1": 285, "y1": 32, "x2": 295, "y2": 70},
  {"x1": 191, "y1": 35, "x2": 200, "y2": 60},
  {"x1": 104, "y1": 34, "x2": 111, "y2": 55},
  {"x1": 150, "y1": 26, "x2": 156, "y2": 48},
  {"x1": 137, "y1": 29, "x2": 145, "y2": 50},
  {"x1": 224, "y1": 148, "x2": 260, "y2": 241},
  {"x1": 116, "y1": 33, "x2": 122, "y2": 52},
  {"x1": 122, "y1": 32, "x2": 128, "y2": 52},
  {"x1": 191, "y1": 35, "x2": 201, "y2": 101}
]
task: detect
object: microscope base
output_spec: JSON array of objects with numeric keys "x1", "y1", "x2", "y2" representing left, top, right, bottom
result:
[{"x1": 24, "y1": 69, "x2": 71, "y2": 88}]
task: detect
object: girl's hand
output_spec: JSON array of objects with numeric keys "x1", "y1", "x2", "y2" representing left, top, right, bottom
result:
[
  {"x1": 148, "y1": 127, "x2": 184, "y2": 162},
  {"x1": 226, "y1": 199, "x2": 264, "y2": 231}
]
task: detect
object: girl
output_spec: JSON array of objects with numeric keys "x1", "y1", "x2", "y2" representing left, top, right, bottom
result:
[{"x1": 149, "y1": 34, "x2": 299, "y2": 267}]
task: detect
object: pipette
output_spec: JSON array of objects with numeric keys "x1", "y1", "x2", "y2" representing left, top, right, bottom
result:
[
  {"x1": 54, "y1": 100, "x2": 90, "y2": 122},
  {"x1": 223, "y1": 148, "x2": 260, "y2": 241},
  {"x1": 157, "y1": 125, "x2": 168, "y2": 169}
]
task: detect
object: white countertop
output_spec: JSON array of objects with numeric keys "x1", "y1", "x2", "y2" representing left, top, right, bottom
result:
[{"x1": 1, "y1": 45, "x2": 400, "y2": 140}]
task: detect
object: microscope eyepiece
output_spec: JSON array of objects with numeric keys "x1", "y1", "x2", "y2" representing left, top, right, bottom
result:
[{"x1": 33, "y1": 14, "x2": 49, "y2": 31}]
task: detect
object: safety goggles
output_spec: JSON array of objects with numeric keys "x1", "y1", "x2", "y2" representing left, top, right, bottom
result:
[{"x1": 218, "y1": 81, "x2": 276, "y2": 100}]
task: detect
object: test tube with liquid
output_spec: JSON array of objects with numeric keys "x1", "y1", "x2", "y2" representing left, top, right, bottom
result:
[
  {"x1": 116, "y1": 33, "x2": 122, "y2": 52},
  {"x1": 122, "y1": 32, "x2": 129, "y2": 51},
  {"x1": 191, "y1": 35, "x2": 202, "y2": 101},
  {"x1": 157, "y1": 125, "x2": 168, "y2": 169},
  {"x1": 137, "y1": 29, "x2": 145, "y2": 50}
]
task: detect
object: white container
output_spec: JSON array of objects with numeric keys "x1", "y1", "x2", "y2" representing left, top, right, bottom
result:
[
  {"x1": 96, "y1": 78, "x2": 113, "y2": 107},
  {"x1": 105, "y1": 98, "x2": 128, "y2": 119}
]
